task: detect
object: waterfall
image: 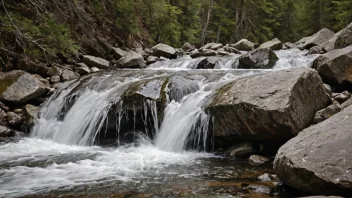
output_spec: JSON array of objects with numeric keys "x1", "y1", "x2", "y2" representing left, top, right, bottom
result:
[{"x1": 30, "y1": 49, "x2": 319, "y2": 152}]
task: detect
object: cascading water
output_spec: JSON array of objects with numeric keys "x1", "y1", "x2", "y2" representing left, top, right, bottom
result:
[{"x1": 0, "y1": 49, "x2": 319, "y2": 197}]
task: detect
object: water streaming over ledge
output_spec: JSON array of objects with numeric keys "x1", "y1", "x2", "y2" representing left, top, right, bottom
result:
[{"x1": 0, "y1": 49, "x2": 319, "y2": 197}]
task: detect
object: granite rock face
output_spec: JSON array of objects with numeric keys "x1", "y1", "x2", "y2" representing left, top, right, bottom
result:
[
  {"x1": 274, "y1": 105, "x2": 352, "y2": 196},
  {"x1": 207, "y1": 67, "x2": 330, "y2": 140}
]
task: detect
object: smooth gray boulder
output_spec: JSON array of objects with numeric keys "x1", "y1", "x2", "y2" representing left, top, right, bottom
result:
[
  {"x1": 196, "y1": 57, "x2": 220, "y2": 69},
  {"x1": 116, "y1": 51, "x2": 146, "y2": 68},
  {"x1": 0, "y1": 71, "x2": 48, "y2": 104},
  {"x1": 200, "y1": 43, "x2": 223, "y2": 51},
  {"x1": 74, "y1": 63, "x2": 90, "y2": 75},
  {"x1": 322, "y1": 30, "x2": 343, "y2": 52},
  {"x1": 313, "y1": 45, "x2": 352, "y2": 86},
  {"x1": 238, "y1": 48, "x2": 279, "y2": 69},
  {"x1": 249, "y1": 155, "x2": 270, "y2": 164},
  {"x1": 181, "y1": 42, "x2": 195, "y2": 52},
  {"x1": 151, "y1": 43, "x2": 176, "y2": 58},
  {"x1": 82, "y1": 55, "x2": 110, "y2": 69},
  {"x1": 301, "y1": 28, "x2": 335, "y2": 49},
  {"x1": 258, "y1": 38, "x2": 283, "y2": 50},
  {"x1": 206, "y1": 67, "x2": 330, "y2": 140},
  {"x1": 335, "y1": 22, "x2": 352, "y2": 49},
  {"x1": 230, "y1": 39, "x2": 256, "y2": 51},
  {"x1": 111, "y1": 47, "x2": 127, "y2": 60},
  {"x1": 274, "y1": 105, "x2": 352, "y2": 196},
  {"x1": 61, "y1": 69, "x2": 80, "y2": 82},
  {"x1": 0, "y1": 125, "x2": 16, "y2": 137}
]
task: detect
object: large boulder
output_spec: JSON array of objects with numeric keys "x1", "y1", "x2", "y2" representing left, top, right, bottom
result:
[
  {"x1": 238, "y1": 48, "x2": 279, "y2": 69},
  {"x1": 301, "y1": 28, "x2": 335, "y2": 50},
  {"x1": 82, "y1": 55, "x2": 110, "y2": 69},
  {"x1": 151, "y1": 43, "x2": 176, "y2": 58},
  {"x1": 274, "y1": 105, "x2": 352, "y2": 196},
  {"x1": 313, "y1": 45, "x2": 352, "y2": 86},
  {"x1": 258, "y1": 38, "x2": 283, "y2": 50},
  {"x1": 206, "y1": 67, "x2": 330, "y2": 140},
  {"x1": 335, "y1": 22, "x2": 352, "y2": 49},
  {"x1": 230, "y1": 39, "x2": 256, "y2": 51},
  {"x1": 0, "y1": 71, "x2": 48, "y2": 104},
  {"x1": 115, "y1": 51, "x2": 146, "y2": 68}
]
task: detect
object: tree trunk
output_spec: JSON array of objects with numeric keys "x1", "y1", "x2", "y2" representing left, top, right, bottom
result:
[{"x1": 201, "y1": 0, "x2": 213, "y2": 45}]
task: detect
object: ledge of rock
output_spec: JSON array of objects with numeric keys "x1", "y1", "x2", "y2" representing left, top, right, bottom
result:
[
  {"x1": 274, "y1": 105, "x2": 352, "y2": 196},
  {"x1": 206, "y1": 67, "x2": 330, "y2": 140}
]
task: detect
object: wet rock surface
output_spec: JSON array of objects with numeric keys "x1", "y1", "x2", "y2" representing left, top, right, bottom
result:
[
  {"x1": 274, "y1": 105, "x2": 352, "y2": 196},
  {"x1": 239, "y1": 48, "x2": 279, "y2": 69},
  {"x1": 207, "y1": 67, "x2": 330, "y2": 140}
]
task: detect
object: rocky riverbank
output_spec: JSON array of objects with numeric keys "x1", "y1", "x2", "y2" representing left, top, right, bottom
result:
[{"x1": 1, "y1": 21, "x2": 352, "y2": 196}]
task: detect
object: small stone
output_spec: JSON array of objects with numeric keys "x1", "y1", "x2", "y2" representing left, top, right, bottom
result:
[
  {"x1": 313, "y1": 101, "x2": 341, "y2": 124},
  {"x1": 61, "y1": 69, "x2": 80, "y2": 82},
  {"x1": 52, "y1": 83, "x2": 63, "y2": 89},
  {"x1": 6, "y1": 112, "x2": 24, "y2": 126},
  {"x1": 0, "y1": 125, "x2": 16, "y2": 137},
  {"x1": 323, "y1": 84, "x2": 332, "y2": 95},
  {"x1": 90, "y1": 67, "x2": 99, "y2": 73},
  {"x1": 46, "y1": 66, "x2": 63, "y2": 77},
  {"x1": 224, "y1": 142, "x2": 256, "y2": 158},
  {"x1": 258, "y1": 173, "x2": 272, "y2": 181},
  {"x1": 50, "y1": 75, "x2": 61, "y2": 83},
  {"x1": 75, "y1": 66, "x2": 90, "y2": 76},
  {"x1": 0, "y1": 102, "x2": 10, "y2": 112},
  {"x1": 334, "y1": 91, "x2": 351, "y2": 103},
  {"x1": 249, "y1": 155, "x2": 270, "y2": 164},
  {"x1": 146, "y1": 56, "x2": 158, "y2": 64},
  {"x1": 159, "y1": 56, "x2": 170, "y2": 61},
  {"x1": 14, "y1": 109, "x2": 22, "y2": 113},
  {"x1": 246, "y1": 185, "x2": 272, "y2": 195},
  {"x1": 82, "y1": 55, "x2": 110, "y2": 69}
]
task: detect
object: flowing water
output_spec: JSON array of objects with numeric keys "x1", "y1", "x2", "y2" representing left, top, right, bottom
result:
[{"x1": 0, "y1": 49, "x2": 317, "y2": 197}]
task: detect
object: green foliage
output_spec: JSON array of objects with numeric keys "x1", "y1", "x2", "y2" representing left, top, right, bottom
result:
[
  {"x1": 1, "y1": 0, "x2": 352, "y2": 63},
  {"x1": 0, "y1": 11, "x2": 78, "y2": 61},
  {"x1": 333, "y1": 0, "x2": 352, "y2": 30}
]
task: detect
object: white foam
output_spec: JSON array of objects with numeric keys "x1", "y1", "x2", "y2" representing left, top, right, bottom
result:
[{"x1": 0, "y1": 138, "x2": 211, "y2": 197}]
